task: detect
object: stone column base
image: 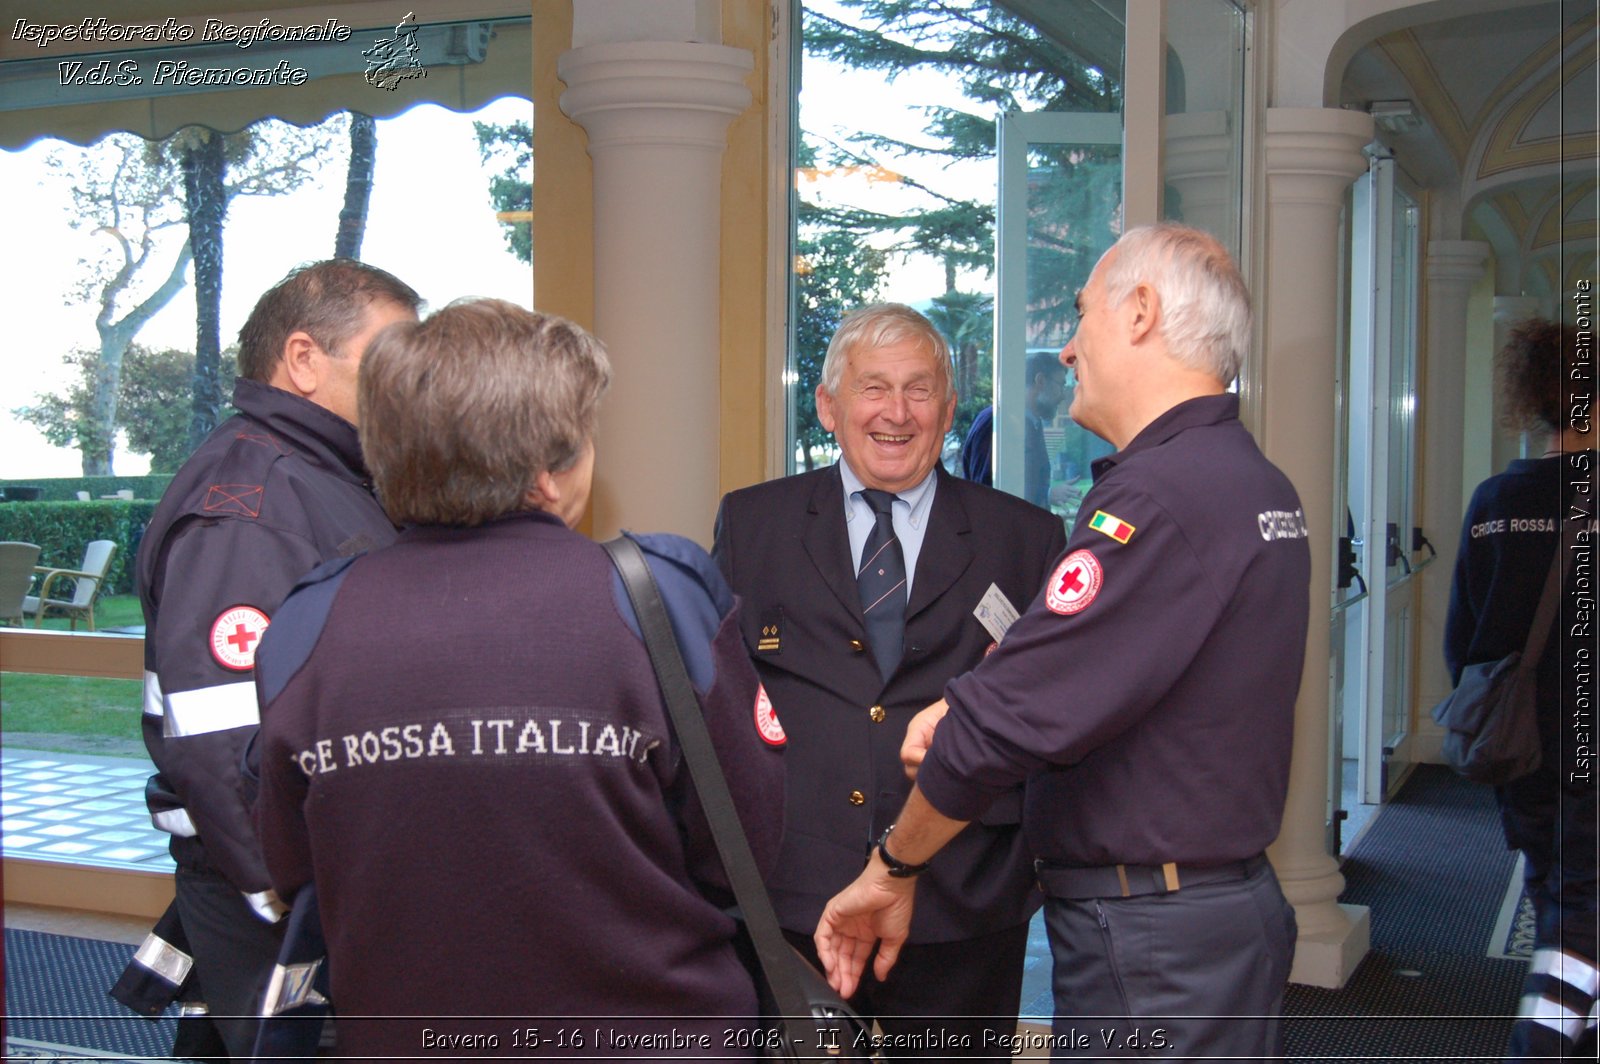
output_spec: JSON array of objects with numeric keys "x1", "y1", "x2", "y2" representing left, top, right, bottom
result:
[{"x1": 1290, "y1": 902, "x2": 1372, "y2": 988}]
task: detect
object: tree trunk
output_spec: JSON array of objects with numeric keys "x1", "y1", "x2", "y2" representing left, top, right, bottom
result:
[
  {"x1": 958, "y1": 339, "x2": 978, "y2": 399},
  {"x1": 185, "y1": 132, "x2": 228, "y2": 451},
  {"x1": 335, "y1": 113, "x2": 377, "y2": 259},
  {"x1": 84, "y1": 243, "x2": 194, "y2": 476}
]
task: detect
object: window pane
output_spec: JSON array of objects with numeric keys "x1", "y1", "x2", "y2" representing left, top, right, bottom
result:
[
  {"x1": 0, "y1": 18, "x2": 531, "y2": 660},
  {"x1": 1162, "y1": 0, "x2": 1247, "y2": 259},
  {"x1": 794, "y1": 0, "x2": 1125, "y2": 531}
]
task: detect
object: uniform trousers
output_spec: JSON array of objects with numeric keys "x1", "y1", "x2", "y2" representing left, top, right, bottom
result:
[
  {"x1": 1499, "y1": 771, "x2": 1599, "y2": 1058},
  {"x1": 173, "y1": 866, "x2": 287, "y2": 1060},
  {"x1": 1042, "y1": 861, "x2": 1296, "y2": 1063},
  {"x1": 785, "y1": 921, "x2": 1030, "y2": 1059}
]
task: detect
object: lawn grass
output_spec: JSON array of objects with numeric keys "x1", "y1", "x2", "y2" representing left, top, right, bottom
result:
[
  {"x1": 2, "y1": 672, "x2": 143, "y2": 736},
  {"x1": 4, "y1": 594, "x2": 149, "y2": 757},
  {"x1": 20, "y1": 592, "x2": 143, "y2": 632}
]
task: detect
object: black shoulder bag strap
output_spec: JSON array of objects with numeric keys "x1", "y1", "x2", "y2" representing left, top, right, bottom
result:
[
  {"x1": 602, "y1": 536, "x2": 833, "y2": 1056},
  {"x1": 1520, "y1": 516, "x2": 1579, "y2": 672}
]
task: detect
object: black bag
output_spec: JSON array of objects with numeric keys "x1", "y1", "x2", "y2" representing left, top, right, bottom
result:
[
  {"x1": 1430, "y1": 651, "x2": 1542, "y2": 784},
  {"x1": 604, "y1": 536, "x2": 880, "y2": 1062},
  {"x1": 1430, "y1": 522, "x2": 1571, "y2": 785}
]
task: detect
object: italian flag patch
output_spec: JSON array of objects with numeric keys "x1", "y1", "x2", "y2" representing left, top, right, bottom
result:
[{"x1": 1088, "y1": 510, "x2": 1136, "y2": 544}]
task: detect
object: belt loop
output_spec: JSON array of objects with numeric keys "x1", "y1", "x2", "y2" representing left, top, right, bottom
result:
[
  {"x1": 1162, "y1": 861, "x2": 1181, "y2": 892},
  {"x1": 1115, "y1": 864, "x2": 1131, "y2": 898}
]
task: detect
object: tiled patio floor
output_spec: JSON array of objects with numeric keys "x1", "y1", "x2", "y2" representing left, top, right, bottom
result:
[{"x1": 1, "y1": 748, "x2": 173, "y2": 871}]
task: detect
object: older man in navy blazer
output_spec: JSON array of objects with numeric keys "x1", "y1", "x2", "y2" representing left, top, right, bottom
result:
[{"x1": 714, "y1": 303, "x2": 1066, "y2": 1055}]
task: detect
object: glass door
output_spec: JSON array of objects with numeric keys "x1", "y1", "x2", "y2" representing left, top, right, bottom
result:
[
  {"x1": 995, "y1": 111, "x2": 1122, "y2": 528},
  {"x1": 1337, "y1": 148, "x2": 1422, "y2": 837}
]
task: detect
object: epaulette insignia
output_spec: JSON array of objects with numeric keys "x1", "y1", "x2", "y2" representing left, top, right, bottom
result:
[{"x1": 757, "y1": 608, "x2": 783, "y2": 654}]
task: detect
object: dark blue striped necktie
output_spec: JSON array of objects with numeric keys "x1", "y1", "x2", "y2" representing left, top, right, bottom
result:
[{"x1": 857, "y1": 488, "x2": 907, "y2": 681}]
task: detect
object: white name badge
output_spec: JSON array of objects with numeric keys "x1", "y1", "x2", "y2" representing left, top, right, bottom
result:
[{"x1": 973, "y1": 583, "x2": 1020, "y2": 643}]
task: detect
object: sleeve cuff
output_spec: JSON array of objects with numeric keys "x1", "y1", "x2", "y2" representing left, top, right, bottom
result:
[{"x1": 916, "y1": 738, "x2": 1001, "y2": 823}]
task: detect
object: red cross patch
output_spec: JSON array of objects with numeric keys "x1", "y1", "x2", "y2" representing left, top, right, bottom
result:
[
  {"x1": 1045, "y1": 550, "x2": 1103, "y2": 615},
  {"x1": 754, "y1": 683, "x2": 786, "y2": 746},
  {"x1": 210, "y1": 605, "x2": 271, "y2": 671}
]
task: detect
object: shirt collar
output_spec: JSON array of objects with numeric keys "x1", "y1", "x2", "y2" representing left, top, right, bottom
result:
[
  {"x1": 837, "y1": 458, "x2": 939, "y2": 529},
  {"x1": 1092, "y1": 393, "x2": 1239, "y2": 481}
]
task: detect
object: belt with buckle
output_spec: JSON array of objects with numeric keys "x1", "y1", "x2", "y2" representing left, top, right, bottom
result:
[{"x1": 1034, "y1": 854, "x2": 1267, "y2": 900}]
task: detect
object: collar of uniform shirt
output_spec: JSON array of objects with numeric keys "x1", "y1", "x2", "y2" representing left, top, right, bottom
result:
[
  {"x1": 838, "y1": 458, "x2": 938, "y2": 599},
  {"x1": 1091, "y1": 392, "x2": 1239, "y2": 480}
]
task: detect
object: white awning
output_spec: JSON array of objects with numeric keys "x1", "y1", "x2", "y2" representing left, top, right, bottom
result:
[{"x1": 0, "y1": 3, "x2": 531, "y2": 148}]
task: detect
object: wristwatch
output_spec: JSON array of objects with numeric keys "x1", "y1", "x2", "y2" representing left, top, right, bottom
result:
[{"x1": 875, "y1": 825, "x2": 932, "y2": 878}]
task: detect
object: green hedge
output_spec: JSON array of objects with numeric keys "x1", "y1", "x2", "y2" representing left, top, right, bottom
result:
[
  {"x1": 1, "y1": 475, "x2": 173, "y2": 503},
  {"x1": 0, "y1": 500, "x2": 156, "y2": 595}
]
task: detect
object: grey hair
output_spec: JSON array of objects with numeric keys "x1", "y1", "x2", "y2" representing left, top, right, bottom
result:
[
  {"x1": 818, "y1": 303, "x2": 954, "y2": 399},
  {"x1": 1096, "y1": 223, "x2": 1250, "y2": 386},
  {"x1": 359, "y1": 299, "x2": 611, "y2": 527}
]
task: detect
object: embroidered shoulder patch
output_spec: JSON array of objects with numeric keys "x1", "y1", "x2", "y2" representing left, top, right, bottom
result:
[
  {"x1": 754, "y1": 684, "x2": 786, "y2": 746},
  {"x1": 203, "y1": 484, "x2": 264, "y2": 518},
  {"x1": 1088, "y1": 510, "x2": 1136, "y2": 544},
  {"x1": 210, "y1": 605, "x2": 271, "y2": 671},
  {"x1": 1045, "y1": 550, "x2": 1103, "y2": 615}
]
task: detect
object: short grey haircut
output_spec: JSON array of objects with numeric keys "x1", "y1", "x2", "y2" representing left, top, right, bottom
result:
[
  {"x1": 1096, "y1": 223, "x2": 1251, "y2": 386},
  {"x1": 818, "y1": 303, "x2": 954, "y2": 399},
  {"x1": 359, "y1": 299, "x2": 611, "y2": 527}
]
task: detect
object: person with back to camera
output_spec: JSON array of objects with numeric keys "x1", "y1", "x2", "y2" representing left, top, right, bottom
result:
[
  {"x1": 251, "y1": 299, "x2": 784, "y2": 1058},
  {"x1": 1445, "y1": 318, "x2": 1597, "y2": 1059}
]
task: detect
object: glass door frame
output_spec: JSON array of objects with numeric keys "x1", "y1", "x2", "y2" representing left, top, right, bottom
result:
[
  {"x1": 994, "y1": 110, "x2": 1122, "y2": 512},
  {"x1": 1342, "y1": 145, "x2": 1424, "y2": 812}
]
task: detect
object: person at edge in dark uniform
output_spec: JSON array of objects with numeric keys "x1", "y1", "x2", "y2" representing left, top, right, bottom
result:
[
  {"x1": 714, "y1": 302, "x2": 1065, "y2": 1057},
  {"x1": 1445, "y1": 317, "x2": 1597, "y2": 1059},
  {"x1": 816, "y1": 223, "x2": 1310, "y2": 1063},
  {"x1": 112, "y1": 260, "x2": 420, "y2": 1058},
  {"x1": 251, "y1": 300, "x2": 784, "y2": 1058},
  {"x1": 959, "y1": 352, "x2": 1068, "y2": 510}
]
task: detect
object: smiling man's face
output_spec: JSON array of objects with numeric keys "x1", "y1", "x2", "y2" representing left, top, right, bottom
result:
[{"x1": 816, "y1": 336, "x2": 955, "y2": 493}]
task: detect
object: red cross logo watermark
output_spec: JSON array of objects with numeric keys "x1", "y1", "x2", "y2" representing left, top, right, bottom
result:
[
  {"x1": 210, "y1": 605, "x2": 271, "y2": 671},
  {"x1": 1045, "y1": 550, "x2": 1103, "y2": 615}
]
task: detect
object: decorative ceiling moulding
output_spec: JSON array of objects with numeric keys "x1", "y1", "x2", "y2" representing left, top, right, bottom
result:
[
  {"x1": 1475, "y1": 35, "x2": 1598, "y2": 182},
  {"x1": 1375, "y1": 31, "x2": 1469, "y2": 163},
  {"x1": 1531, "y1": 179, "x2": 1599, "y2": 252},
  {"x1": 0, "y1": 4, "x2": 531, "y2": 150}
]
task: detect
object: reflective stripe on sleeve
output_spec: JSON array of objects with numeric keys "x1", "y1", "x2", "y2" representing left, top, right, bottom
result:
[
  {"x1": 143, "y1": 671, "x2": 164, "y2": 718},
  {"x1": 151, "y1": 807, "x2": 197, "y2": 837},
  {"x1": 1530, "y1": 947, "x2": 1600, "y2": 999},
  {"x1": 260, "y1": 959, "x2": 328, "y2": 1016},
  {"x1": 244, "y1": 889, "x2": 289, "y2": 923},
  {"x1": 131, "y1": 931, "x2": 194, "y2": 986},
  {"x1": 163, "y1": 682, "x2": 260, "y2": 738},
  {"x1": 1519, "y1": 993, "x2": 1588, "y2": 1043}
]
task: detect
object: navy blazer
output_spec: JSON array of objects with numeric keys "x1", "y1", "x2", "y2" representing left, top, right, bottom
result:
[{"x1": 714, "y1": 464, "x2": 1067, "y2": 942}]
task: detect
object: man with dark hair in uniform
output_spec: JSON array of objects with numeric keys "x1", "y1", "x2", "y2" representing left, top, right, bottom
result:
[
  {"x1": 715, "y1": 302, "x2": 1065, "y2": 1056},
  {"x1": 958, "y1": 352, "x2": 1067, "y2": 509},
  {"x1": 115, "y1": 259, "x2": 420, "y2": 1058},
  {"x1": 1022, "y1": 350, "x2": 1067, "y2": 508},
  {"x1": 818, "y1": 224, "x2": 1310, "y2": 1061}
]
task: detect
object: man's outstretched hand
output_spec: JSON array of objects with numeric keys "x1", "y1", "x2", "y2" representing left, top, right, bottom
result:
[{"x1": 813, "y1": 854, "x2": 916, "y2": 999}]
